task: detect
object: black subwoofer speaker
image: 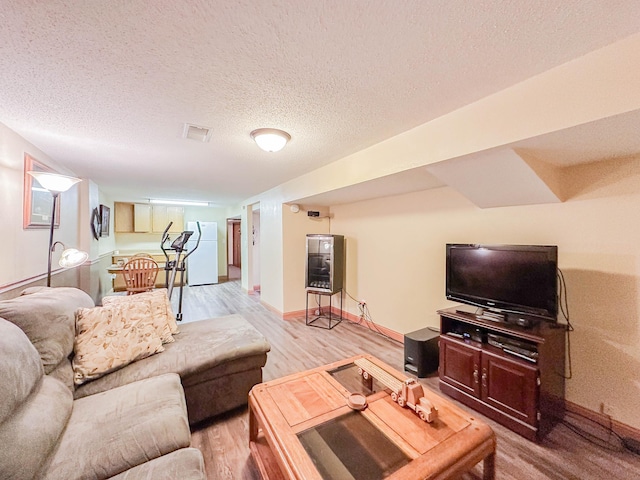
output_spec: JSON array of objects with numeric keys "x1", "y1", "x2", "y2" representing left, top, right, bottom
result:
[{"x1": 404, "y1": 327, "x2": 440, "y2": 378}]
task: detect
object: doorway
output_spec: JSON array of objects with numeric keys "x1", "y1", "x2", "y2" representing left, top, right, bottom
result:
[
  {"x1": 226, "y1": 218, "x2": 241, "y2": 280},
  {"x1": 251, "y1": 207, "x2": 260, "y2": 292}
]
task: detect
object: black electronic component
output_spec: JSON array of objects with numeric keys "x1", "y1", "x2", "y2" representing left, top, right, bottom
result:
[{"x1": 404, "y1": 327, "x2": 440, "y2": 378}]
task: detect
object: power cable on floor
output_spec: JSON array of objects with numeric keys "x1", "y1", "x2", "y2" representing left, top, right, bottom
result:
[{"x1": 343, "y1": 289, "x2": 402, "y2": 345}]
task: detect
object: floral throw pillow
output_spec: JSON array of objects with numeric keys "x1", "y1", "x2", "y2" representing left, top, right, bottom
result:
[
  {"x1": 73, "y1": 302, "x2": 164, "y2": 385},
  {"x1": 102, "y1": 289, "x2": 177, "y2": 343}
]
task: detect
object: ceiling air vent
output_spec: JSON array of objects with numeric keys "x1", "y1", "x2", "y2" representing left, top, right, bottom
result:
[{"x1": 183, "y1": 123, "x2": 212, "y2": 142}]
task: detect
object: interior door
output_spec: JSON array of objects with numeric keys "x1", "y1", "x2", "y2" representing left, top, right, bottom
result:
[{"x1": 233, "y1": 222, "x2": 241, "y2": 267}]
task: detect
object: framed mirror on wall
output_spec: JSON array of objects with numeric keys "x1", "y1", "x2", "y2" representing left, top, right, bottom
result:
[{"x1": 23, "y1": 153, "x2": 60, "y2": 229}]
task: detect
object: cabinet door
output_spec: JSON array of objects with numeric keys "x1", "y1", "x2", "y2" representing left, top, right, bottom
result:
[
  {"x1": 152, "y1": 206, "x2": 184, "y2": 233},
  {"x1": 481, "y1": 349, "x2": 539, "y2": 426},
  {"x1": 166, "y1": 207, "x2": 184, "y2": 232},
  {"x1": 114, "y1": 202, "x2": 134, "y2": 233},
  {"x1": 152, "y1": 205, "x2": 169, "y2": 233},
  {"x1": 440, "y1": 336, "x2": 481, "y2": 398},
  {"x1": 134, "y1": 204, "x2": 152, "y2": 232}
]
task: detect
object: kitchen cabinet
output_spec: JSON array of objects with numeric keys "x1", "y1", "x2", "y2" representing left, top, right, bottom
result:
[
  {"x1": 114, "y1": 202, "x2": 134, "y2": 233},
  {"x1": 152, "y1": 206, "x2": 184, "y2": 233},
  {"x1": 114, "y1": 202, "x2": 183, "y2": 234},
  {"x1": 134, "y1": 204, "x2": 152, "y2": 232}
]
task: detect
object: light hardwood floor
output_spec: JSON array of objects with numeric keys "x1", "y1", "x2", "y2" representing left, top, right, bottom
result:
[{"x1": 181, "y1": 281, "x2": 640, "y2": 480}]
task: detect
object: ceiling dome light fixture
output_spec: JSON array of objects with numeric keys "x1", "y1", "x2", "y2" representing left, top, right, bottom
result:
[{"x1": 250, "y1": 128, "x2": 291, "y2": 152}]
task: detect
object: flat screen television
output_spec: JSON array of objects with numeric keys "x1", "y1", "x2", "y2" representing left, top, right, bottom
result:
[{"x1": 446, "y1": 244, "x2": 558, "y2": 321}]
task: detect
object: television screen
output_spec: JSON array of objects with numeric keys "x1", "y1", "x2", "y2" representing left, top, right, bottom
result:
[{"x1": 446, "y1": 244, "x2": 558, "y2": 321}]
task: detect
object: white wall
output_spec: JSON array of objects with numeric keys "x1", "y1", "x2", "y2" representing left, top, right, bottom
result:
[
  {"x1": 252, "y1": 210, "x2": 260, "y2": 288},
  {"x1": 250, "y1": 198, "x2": 283, "y2": 311}
]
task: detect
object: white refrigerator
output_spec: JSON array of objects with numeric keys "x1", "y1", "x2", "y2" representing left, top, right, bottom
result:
[{"x1": 186, "y1": 221, "x2": 218, "y2": 286}]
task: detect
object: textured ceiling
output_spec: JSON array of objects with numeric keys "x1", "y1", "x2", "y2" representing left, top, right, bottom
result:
[{"x1": 2, "y1": 1, "x2": 640, "y2": 205}]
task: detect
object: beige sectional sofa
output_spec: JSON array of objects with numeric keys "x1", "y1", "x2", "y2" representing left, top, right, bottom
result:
[{"x1": 0, "y1": 286, "x2": 271, "y2": 479}]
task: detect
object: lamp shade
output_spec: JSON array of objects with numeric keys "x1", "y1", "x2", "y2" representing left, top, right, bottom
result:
[
  {"x1": 250, "y1": 128, "x2": 291, "y2": 152},
  {"x1": 58, "y1": 248, "x2": 89, "y2": 268},
  {"x1": 27, "y1": 171, "x2": 81, "y2": 193}
]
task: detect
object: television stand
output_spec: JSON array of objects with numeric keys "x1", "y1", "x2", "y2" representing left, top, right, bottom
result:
[{"x1": 438, "y1": 306, "x2": 565, "y2": 441}]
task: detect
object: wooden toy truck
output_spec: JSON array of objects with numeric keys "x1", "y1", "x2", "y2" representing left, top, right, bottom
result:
[{"x1": 354, "y1": 358, "x2": 438, "y2": 423}]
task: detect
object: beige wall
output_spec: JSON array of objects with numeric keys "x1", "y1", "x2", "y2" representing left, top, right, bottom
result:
[
  {"x1": 282, "y1": 205, "x2": 330, "y2": 313},
  {"x1": 251, "y1": 199, "x2": 283, "y2": 311},
  {"x1": 77, "y1": 180, "x2": 113, "y2": 300},
  {"x1": 0, "y1": 122, "x2": 82, "y2": 290},
  {"x1": 329, "y1": 155, "x2": 640, "y2": 430},
  {"x1": 241, "y1": 32, "x2": 640, "y2": 317}
]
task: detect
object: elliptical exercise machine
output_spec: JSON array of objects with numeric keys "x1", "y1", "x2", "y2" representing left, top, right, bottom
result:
[{"x1": 160, "y1": 221, "x2": 201, "y2": 321}]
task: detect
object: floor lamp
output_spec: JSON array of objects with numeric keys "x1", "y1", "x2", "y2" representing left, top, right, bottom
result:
[{"x1": 27, "y1": 171, "x2": 89, "y2": 286}]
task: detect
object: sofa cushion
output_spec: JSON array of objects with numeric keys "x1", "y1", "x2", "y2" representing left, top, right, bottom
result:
[
  {"x1": 0, "y1": 319, "x2": 43, "y2": 423},
  {"x1": 0, "y1": 287, "x2": 94, "y2": 374},
  {"x1": 73, "y1": 302, "x2": 164, "y2": 385},
  {"x1": 48, "y1": 357, "x2": 75, "y2": 391},
  {"x1": 0, "y1": 318, "x2": 72, "y2": 480},
  {"x1": 40, "y1": 373, "x2": 191, "y2": 480},
  {"x1": 102, "y1": 289, "x2": 176, "y2": 343},
  {"x1": 0, "y1": 376, "x2": 73, "y2": 480},
  {"x1": 74, "y1": 314, "x2": 271, "y2": 398},
  {"x1": 106, "y1": 448, "x2": 205, "y2": 480}
]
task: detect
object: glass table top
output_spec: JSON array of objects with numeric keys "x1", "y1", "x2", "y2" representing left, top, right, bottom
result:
[
  {"x1": 292, "y1": 362, "x2": 411, "y2": 479},
  {"x1": 297, "y1": 410, "x2": 410, "y2": 480},
  {"x1": 327, "y1": 363, "x2": 386, "y2": 396}
]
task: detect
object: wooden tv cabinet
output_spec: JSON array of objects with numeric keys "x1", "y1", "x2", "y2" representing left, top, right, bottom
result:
[{"x1": 437, "y1": 307, "x2": 566, "y2": 441}]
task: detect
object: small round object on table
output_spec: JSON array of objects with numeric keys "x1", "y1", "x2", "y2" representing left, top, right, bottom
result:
[{"x1": 347, "y1": 393, "x2": 367, "y2": 411}]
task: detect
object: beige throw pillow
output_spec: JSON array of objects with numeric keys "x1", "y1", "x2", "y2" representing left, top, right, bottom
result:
[
  {"x1": 73, "y1": 302, "x2": 164, "y2": 385},
  {"x1": 102, "y1": 288, "x2": 178, "y2": 342}
]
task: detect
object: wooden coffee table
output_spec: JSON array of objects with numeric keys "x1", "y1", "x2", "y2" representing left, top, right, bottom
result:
[{"x1": 249, "y1": 354, "x2": 496, "y2": 479}]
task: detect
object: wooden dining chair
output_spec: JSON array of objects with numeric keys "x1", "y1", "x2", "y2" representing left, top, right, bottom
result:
[{"x1": 122, "y1": 257, "x2": 159, "y2": 295}]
